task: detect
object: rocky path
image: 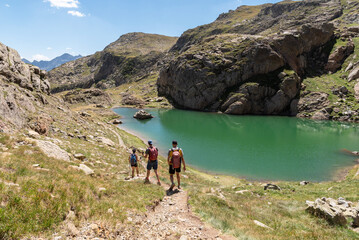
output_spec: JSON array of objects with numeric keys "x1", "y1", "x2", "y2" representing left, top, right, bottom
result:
[
  {"x1": 120, "y1": 180, "x2": 235, "y2": 240},
  {"x1": 117, "y1": 161, "x2": 236, "y2": 239},
  {"x1": 64, "y1": 174, "x2": 236, "y2": 240}
]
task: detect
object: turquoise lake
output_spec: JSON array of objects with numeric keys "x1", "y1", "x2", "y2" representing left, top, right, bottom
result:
[{"x1": 113, "y1": 108, "x2": 359, "y2": 181}]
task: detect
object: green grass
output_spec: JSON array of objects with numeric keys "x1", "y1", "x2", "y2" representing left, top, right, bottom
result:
[
  {"x1": 184, "y1": 168, "x2": 359, "y2": 239},
  {"x1": 0, "y1": 128, "x2": 163, "y2": 239},
  {"x1": 105, "y1": 73, "x2": 172, "y2": 108}
]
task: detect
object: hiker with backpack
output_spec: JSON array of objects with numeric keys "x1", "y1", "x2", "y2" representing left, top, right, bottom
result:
[
  {"x1": 144, "y1": 140, "x2": 161, "y2": 185},
  {"x1": 129, "y1": 148, "x2": 139, "y2": 178},
  {"x1": 168, "y1": 140, "x2": 186, "y2": 190}
]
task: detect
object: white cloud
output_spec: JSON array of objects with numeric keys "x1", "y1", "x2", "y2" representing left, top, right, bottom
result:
[
  {"x1": 5, "y1": 4, "x2": 10, "y2": 7},
  {"x1": 68, "y1": 10, "x2": 85, "y2": 17},
  {"x1": 47, "y1": 47, "x2": 52, "y2": 50},
  {"x1": 44, "y1": 0, "x2": 79, "y2": 8},
  {"x1": 66, "y1": 47, "x2": 72, "y2": 50},
  {"x1": 31, "y1": 54, "x2": 50, "y2": 62}
]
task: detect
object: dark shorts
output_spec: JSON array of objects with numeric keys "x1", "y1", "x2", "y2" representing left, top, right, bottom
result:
[
  {"x1": 169, "y1": 165, "x2": 181, "y2": 174},
  {"x1": 147, "y1": 160, "x2": 158, "y2": 170},
  {"x1": 131, "y1": 163, "x2": 138, "y2": 168}
]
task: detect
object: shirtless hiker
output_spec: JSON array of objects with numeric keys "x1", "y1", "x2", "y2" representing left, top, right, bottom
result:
[{"x1": 168, "y1": 140, "x2": 186, "y2": 190}]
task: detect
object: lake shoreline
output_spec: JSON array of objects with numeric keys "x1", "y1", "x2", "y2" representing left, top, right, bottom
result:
[{"x1": 113, "y1": 107, "x2": 359, "y2": 183}]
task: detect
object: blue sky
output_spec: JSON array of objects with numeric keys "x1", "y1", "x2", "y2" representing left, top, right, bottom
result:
[{"x1": 0, "y1": 0, "x2": 281, "y2": 61}]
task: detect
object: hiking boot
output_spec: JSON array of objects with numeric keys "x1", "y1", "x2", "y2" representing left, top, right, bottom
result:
[
  {"x1": 157, "y1": 181, "x2": 161, "y2": 186},
  {"x1": 144, "y1": 178, "x2": 150, "y2": 184},
  {"x1": 178, "y1": 185, "x2": 181, "y2": 189}
]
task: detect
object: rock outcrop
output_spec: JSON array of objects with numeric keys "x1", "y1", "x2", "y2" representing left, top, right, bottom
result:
[
  {"x1": 348, "y1": 66, "x2": 359, "y2": 82},
  {"x1": 0, "y1": 42, "x2": 51, "y2": 131},
  {"x1": 158, "y1": 0, "x2": 340, "y2": 116},
  {"x1": 306, "y1": 197, "x2": 359, "y2": 227},
  {"x1": 325, "y1": 40, "x2": 355, "y2": 72},
  {"x1": 34, "y1": 139, "x2": 70, "y2": 162},
  {"x1": 63, "y1": 88, "x2": 112, "y2": 106}
]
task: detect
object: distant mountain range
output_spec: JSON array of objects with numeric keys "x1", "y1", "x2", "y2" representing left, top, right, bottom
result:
[{"x1": 22, "y1": 53, "x2": 82, "y2": 71}]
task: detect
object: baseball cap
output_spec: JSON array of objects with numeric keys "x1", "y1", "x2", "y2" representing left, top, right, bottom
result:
[
  {"x1": 148, "y1": 140, "x2": 153, "y2": 145},
  {"x1": 172, "y1": 140, "x2": 178, "y2": 144}
]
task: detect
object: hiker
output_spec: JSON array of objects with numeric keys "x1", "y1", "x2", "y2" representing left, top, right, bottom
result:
[
  {"x1": 129, "y1": 148, "x2": 139, "y2": 178},
  {"x1": 168, "y1": 140, "x2": 186, "y2": 190},
  {"x1": 144, "y1": 140, "x2": 161, "y2": 185}
]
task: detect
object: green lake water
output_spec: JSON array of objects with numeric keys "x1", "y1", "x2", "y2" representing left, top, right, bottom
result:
[{"x1": 113, "y1": 108, "x2": 359, "y2": 181}]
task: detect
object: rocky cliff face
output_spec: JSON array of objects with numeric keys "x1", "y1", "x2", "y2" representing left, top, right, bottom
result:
[
  {"x1": 48, "y1": 33, "x2": 178, "y2": 93},
  {"x1": 158, "y1": 0, "x2": 359, "y2": 119},
  {"x1": 0, "y1": 42, "x2": 52, "y2": 132}
]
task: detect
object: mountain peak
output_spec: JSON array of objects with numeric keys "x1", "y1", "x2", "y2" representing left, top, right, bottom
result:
[
  {"x1": 22, "y1": 53, "x2": 82, "y2": 71},
  {"x1": 104, "y1": 32, "x2": 178, "y2": 56}
]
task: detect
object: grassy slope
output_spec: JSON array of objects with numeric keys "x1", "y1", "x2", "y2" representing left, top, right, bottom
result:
[
  {"x1": 0, "y1": 107, "x2": 164, "y2": 238},
  {"x1": 179, "y1": 5, "x2": 265, "y2": 43},
  {"x1": 105, "y1": 73, "x2": 172, "y2": 108},
  {"x1": 185, "y1": 170, "x2": 359, "y2": 239}
]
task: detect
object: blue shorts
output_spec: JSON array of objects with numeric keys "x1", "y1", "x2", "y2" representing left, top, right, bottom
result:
[{"x1": 147, "y1": 160, "x2": 158, "y2": 170}]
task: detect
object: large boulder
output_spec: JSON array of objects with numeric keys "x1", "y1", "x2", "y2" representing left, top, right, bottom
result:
[
  {"x1": 133, "y1": 110, "x2": 153, "y2": 120},
  {"x1": 306, "y1": 197, "x2": 359, "y2": 227}
]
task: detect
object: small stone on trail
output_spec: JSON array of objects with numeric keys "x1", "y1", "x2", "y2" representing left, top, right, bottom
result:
[
  {"x1": 66, "y1": 210, "x2": 76, "y2": 221},
  {"x1": 67, "y1": 222, "x2": 79, "y2": 236},
  {"x1": 99, "y1": 187, "x2": 106, "y2": 192},
  {"x1": 32, "y1": 164, "x2": 40, "y2": 168},
  {"x1": 90, "y1": 223, "x2": 99, "y2": 232}
]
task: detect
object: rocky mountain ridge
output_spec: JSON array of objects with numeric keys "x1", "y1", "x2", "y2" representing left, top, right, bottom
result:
[
  {"x1": 48, "y1": 33, "x2": 178, "y2": 93},
  {"x1": 158, "y1": 0, "x2": 359, "y2": 121},
  {"x1": 22, "y1": 53, "x2": 82, "y2": 71}
]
